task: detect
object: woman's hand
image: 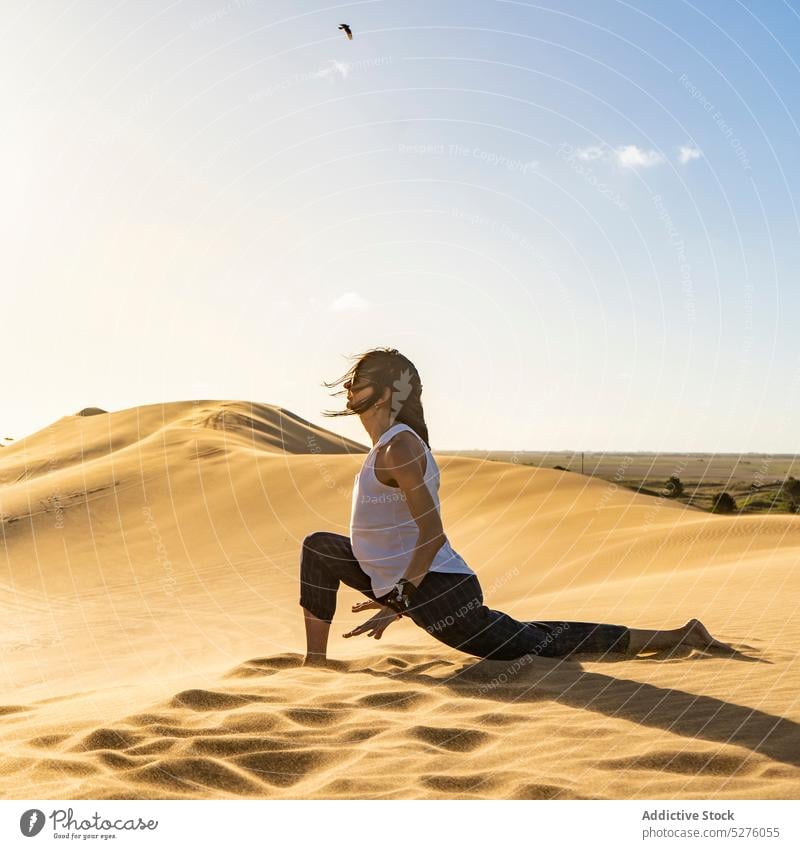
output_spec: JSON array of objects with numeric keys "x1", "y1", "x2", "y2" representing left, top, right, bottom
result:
[
  {"x1": 343, "y1": 606, "x2": 401, "y2": 640},
  {"x1": 351, "y1": 599, "x2": 383, "y2": 613}
]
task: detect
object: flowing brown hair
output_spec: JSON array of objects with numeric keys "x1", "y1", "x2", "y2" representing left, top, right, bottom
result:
[{"x1": 321, "y1": 347, "x2": 431, "y2": 449}]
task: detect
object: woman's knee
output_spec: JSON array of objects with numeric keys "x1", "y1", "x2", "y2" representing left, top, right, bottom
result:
[
  {"x1": 301, "y1": 531, "x2": 336, "y2": 567},
  {"x1": 302, "y1": 531, "x2": 329, "y2": 553},
  {"x1": 300, "y1": 532, "x2": 335, "y2": 587}
]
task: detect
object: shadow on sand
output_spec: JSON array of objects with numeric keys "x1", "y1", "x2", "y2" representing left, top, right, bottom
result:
[{"x1": 342, "y1": 643, "x2": 799, "y2": 770}]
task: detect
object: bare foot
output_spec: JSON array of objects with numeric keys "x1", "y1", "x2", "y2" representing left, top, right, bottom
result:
[
  {"x1": 302, "y1": 656, "x2": 350, "y2": 672},
  {"x1": 682, "y1": 618, "x2": 738, "y2": 654}
]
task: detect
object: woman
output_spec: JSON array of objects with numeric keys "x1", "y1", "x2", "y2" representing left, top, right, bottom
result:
[{"x1": 299, "y1": 347, "x2": 735, "y2": 667}]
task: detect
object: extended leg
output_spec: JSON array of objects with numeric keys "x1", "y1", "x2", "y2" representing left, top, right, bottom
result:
[
  {"x1": 525, "y1": 620, "x2": 630, "y2": 657},
  {"x1": 627, "y1": 618, "x2": 737, "y2": 655},
  {"x1": 404, "y1": 574, "x2": 633, "y2": 660},
  {"x1": 626, "y1": 624, "x2": 688, "y2": 654}
]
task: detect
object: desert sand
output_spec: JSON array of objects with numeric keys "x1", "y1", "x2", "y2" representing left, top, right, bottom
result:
[{"x1": 1, "y1": 401, "x2": 799, "y2": 799}]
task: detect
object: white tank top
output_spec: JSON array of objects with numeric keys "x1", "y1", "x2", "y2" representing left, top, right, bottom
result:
[{"x1": 349, "y1": 422, "x2": 475, "y2": 597}]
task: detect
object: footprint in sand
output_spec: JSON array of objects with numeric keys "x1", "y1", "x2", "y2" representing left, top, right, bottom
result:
[
  {"x1": 512, "y1": 782, "x2": 586, "y2": 800},
  {"x1": 126, "y1": 739, "x2": 177, "y2": 756},
  {"x1": 241, "y1": 654, "x2": 305, "y2": 670},
  {"x1": 125, "y1": 713, "x2": 182, "y2": 726},
  {"x1": 475, "y1": 712, "x2": 523, "y2": 727},
  {"x1": 409, "y1": 725, "x2": 490, "y2": 752},
  {"x1": 95, "y1": 751, "x2": 146, "y2": 770},
  {"x1": 72, "y1": 728, "x2": 144, "y2": 752},
  {"x1": 232, "y1": 749, "x2": 331, "y2": 787},
  {"x1": 169, "y1": 689, "x2": 266, "y2": 712},
  {"x1": 184, "y1": 736, "x2": 293, "y2": 757},
  {"x1": 129, "y1": 757, "x2": 263, "y2": 795},
  {"x1": 420, "y1": 773, "x2": 500, "y2": 793},
  {"x1": 340, "y1": 727, "x2": 385, "y2": 743},
  {"x1": 607, "y1": 749, "x2": 753, "y2": 776},
  {"x1": 356, "y1": 690, "x2": 431, "y2": 711},
  {"x1": 219, "y1": 712, "x2": 282, "y2": 734},
  {"x1": 282, "y1": 707, "x2": 349, "y2": 727}
]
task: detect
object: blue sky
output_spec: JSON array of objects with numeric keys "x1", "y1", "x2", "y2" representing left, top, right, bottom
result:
[{"x1": 3, "y1": 0, "x2": 799, "y2": 451}]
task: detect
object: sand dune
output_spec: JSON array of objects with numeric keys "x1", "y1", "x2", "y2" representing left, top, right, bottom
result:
[{"x1": 1, "y1": 402, "x2": 799, "y2": 798}]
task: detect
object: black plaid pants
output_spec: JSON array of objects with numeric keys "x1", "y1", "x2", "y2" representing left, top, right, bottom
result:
[{"x1": 299, "y1": 531, "x2": 630, "y2": 660}]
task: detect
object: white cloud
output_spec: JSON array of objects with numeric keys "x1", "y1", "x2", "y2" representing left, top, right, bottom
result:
[
  {"x1": 328, "y1": 291, "x2": 370, "y2": 313},
  {"x1": 570, "y1": 143, "x2": 664, "y2": 169},
  {"x1": 312, "y1": 60, "x2": 351, "y2": 80},
  {"x1": 614, "y1": 145, "x2": 665, "y2": 168},
  {"x1": 678, "y1": 145, "x2": 703, "y2": 164}
]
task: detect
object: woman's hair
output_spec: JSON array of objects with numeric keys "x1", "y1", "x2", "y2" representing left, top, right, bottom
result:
[{"x1": 321, "y1": 347, "x2": 431, "y2": 449}]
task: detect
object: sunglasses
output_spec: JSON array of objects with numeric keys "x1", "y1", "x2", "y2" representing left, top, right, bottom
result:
[{"x1": 343, "y1": 376, "x2": 375, "y2": 392}]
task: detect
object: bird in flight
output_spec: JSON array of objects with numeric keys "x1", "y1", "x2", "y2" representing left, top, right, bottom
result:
[{"x1": 338, "y1": 23, "x2": 353, "y2": 40}]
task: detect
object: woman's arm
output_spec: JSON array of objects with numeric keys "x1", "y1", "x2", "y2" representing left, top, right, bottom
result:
[
  {"x1": 344, "y1": 436, "x2": 441, "y2": 639},
  {"x1": 380, "y1": 435, "x2": 447, "y2": 586}
]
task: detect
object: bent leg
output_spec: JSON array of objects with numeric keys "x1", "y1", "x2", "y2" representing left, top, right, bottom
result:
[
  {"x1": 298, "y1": 531, "x2": 376, "y2": 624},
  {"x1": 299, "y1": 531, "x2": 377, "y2": 665},
  {"x1": 303, "y1": 607, "x2": 332, "y2": 666}
]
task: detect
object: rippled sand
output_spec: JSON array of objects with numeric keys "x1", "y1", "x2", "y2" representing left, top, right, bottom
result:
[{"x1": 1, "y1": 402, "x2": 798, "y2": 798}]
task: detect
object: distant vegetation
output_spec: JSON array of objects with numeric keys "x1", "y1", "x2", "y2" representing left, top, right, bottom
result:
[
  {"x1": 626, "y1": 478, "x2": 800, "y2": 515},
  {"x1": 711, "y1": 492, "x2": 737, "y2": 514},
  {"x1": 782, "y1": 476, "x2": 800, "y2": 513},
  {"x1": 664, "y1": 475, "x2": 684, "y2": 498},
  {"x1": 581, "y1": 470, "x2": 797, "y2": 515},
  {"x1": 440, "y1": 450, "x2": 800, "y2": 516}
]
